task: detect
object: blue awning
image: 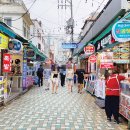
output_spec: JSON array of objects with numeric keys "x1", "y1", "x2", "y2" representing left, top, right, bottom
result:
[{"x1": 0, "y1": 23, "x2": 16, "y2": 38}]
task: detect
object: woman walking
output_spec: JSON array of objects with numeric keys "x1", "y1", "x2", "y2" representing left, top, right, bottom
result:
[
  {"x1": 51, "y1": 66, "x2": 59, "y2": 94},
  {"x1": 66, "y1": 66, "x2": 74, "y2": 93}
]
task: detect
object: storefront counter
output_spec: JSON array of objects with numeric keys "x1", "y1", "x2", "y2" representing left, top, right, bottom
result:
[
  {"x1": 94, "y1": 79, "x2": 105, "y2": 99},
  {"x1": 120, "y1": 81, "x2": 130, "y2": 120}
]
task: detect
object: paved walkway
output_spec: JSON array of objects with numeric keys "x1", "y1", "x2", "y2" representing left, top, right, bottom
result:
[{"x1": 0, "y1": 85, "x2": 128, "y2": 130}]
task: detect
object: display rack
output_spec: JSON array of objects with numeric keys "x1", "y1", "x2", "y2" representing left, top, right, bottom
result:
[{"x1": 120, "y1": 81, "x2": 130, "y2": 120}]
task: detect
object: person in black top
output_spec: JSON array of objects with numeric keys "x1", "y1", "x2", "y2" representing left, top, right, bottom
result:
[
  {"x1": 37, "y1": 65, "x2": 44, "y2": 87},
  {"x1": 76, "y1": 67, "x2": 85, "y2": 93}
]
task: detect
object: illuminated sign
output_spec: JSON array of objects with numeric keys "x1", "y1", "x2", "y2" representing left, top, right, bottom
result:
[
  {"x1": 84, "y1": 44, "x2": 95, "y2": 55},
  {"x1": 112, "y1": 20, "x2": 130, "y2": 42}
]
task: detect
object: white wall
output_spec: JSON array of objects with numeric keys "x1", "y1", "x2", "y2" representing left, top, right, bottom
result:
[{"x1": 30, "y1": 20, "x2": 45, "y2": 53}]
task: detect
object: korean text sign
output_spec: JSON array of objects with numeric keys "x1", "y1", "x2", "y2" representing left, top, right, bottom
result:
[{"x1": 3, "y1": 54, "x2": 11, "y2": 72}]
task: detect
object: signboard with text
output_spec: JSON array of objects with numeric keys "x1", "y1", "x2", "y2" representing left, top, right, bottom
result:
[
  {"x1": 3, "y1": 54, "x2": 11, "y2": 72},
  {"x1": 62, "y1": 43, "x2": 78, "y2": 49},
  {"x1": 8, "y1": 39, "x2": 22, "y2": 53},
  {"x1": 100, "y1": 63, "x2": 114, "y2": 68},
  {"x1": 112, "y1": 20, "x2": 130, "y2": 42},
  {"x1": 84, "y1": 44, "x2": 95, "y2": 55},
  {"x1": 88, "y1": 55, "x2": 97, "y2": 63},
  {"x1": 0, "y1": 33, "x2": 9, "y2": 49}
]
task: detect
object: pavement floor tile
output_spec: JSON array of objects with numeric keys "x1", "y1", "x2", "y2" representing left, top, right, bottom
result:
[{"x1": 0, "y1": 85, "x2": 128, "y2": 130}]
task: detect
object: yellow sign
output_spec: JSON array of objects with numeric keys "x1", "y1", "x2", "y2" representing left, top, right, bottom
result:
[{"x1": 0, "y1": 33, "x2": 9, "y2": 49}]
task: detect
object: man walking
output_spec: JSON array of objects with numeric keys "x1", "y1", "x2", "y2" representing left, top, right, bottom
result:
[
  {"x1": 37, "y1": 65, "x2": 44, "y2": 87},
  {"x1": 76, "y1": 67, "x2": 85, "y2": 94},
  {"x1": 60, "y1": 66, "x2": 66, "y2": 87}
]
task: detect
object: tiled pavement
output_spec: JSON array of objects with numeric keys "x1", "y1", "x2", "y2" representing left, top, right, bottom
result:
[{"x1": 0, "y1": 85, "x2": 128, "y2": 130}]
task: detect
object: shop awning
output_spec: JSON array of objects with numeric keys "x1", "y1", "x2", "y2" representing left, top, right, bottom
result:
[
  {"x1": 28, "y1": 42, "x2": 47, "y2": 61},
  {"x1": 73, "y1": 41, "x2": 93, "y2": 56},
  {"x1": 93, "y1": 18, "x2": 119, "y2": 45},
  {"x1": 0, "y1": 22, "x2": 16, "y2": 38},
  {"x1": 0, "y1": 22, "x2": 28, "y2": 43}
]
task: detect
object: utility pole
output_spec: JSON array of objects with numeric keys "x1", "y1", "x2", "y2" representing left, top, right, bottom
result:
[{"x1": 58, "y1": 0, "x2": 74, "y2": 55}]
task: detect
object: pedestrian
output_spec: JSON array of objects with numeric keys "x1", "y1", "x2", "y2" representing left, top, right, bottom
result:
[
  {"x1": 74, "y1": 73, "x2": 77, "y2": 84},
  {"x1": 51, "y1": 66, "x2": 59, "y2": 94},
  {"x1": 66, "y1": 65, "x2": 74, "y2": 93},
  {"x1": 105, "y1": 70, "x2": 130, "y2": 124},
  {"x1": 75, "y1": 67, "x2": 85, "y2": 94},
  {"x1": 60, "y1": 66, "x2": 66, "y2": 87},
  {"x1": 37, "y1": 64, "x2": 44, "y2": 87}
]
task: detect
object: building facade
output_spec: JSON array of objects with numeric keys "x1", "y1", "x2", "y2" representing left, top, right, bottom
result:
[
  {"x1": 30, "y1": 19, "x2": 45, "y2": 53},
  {"x1": 0, "y1": 0, "x2": 33, "y2": 39}
]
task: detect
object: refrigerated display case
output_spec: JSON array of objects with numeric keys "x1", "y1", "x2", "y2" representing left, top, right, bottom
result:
[{"x1": 120, "y1": 81, "x2": 130, "y2": 120}]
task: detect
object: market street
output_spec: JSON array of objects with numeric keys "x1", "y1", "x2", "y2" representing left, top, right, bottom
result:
[{"x1": 0, "y1": 86, "x2": 128, "y2": 130}]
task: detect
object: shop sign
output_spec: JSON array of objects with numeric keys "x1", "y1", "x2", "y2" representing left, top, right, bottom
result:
[
  {"x1": 84, "y1": 44, "x2": 95, "y2": 55},
  {"x1": 0, "y1": 33, "x2": 9, "y2": 49},
  {"x1": 100, "y1": 63, "x2": 114, "y2": 68},
  {"x1": 112, "y1": 20, "x2": 130, "y2": 42},
  {"x1": 8, "y1": 39, "x2": 22, "y2": 52},
  {"x1": 62, "y1": 43, "x2": 78, "y2": 49},
  {"x1": 26, "y1": 49, "x2": 35, "y2": 58},
  {"x1": 96, "y1": 33, "x2": 115, "y2": 51},
  {"x1": 89, "y1": 55, "x2": 97, "y2": 63},
  {"x1": 3, "y1": 54, "x2": 11, "y2": 72},
  {"x1": 100, "y1": 52, "x2": 113, "y2": 63}
]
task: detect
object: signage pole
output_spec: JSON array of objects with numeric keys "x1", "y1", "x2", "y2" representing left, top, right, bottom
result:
[{"x1": 70, "y1": 0, "x2": 74, "y2": 55}]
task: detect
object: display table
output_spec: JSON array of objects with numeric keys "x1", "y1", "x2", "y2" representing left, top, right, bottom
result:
[
  {"x1": 120, "y1": 81, "x2": 130, "y2": 120},
  {"x1": 94, "y1": 79, "x2": 105, "y2": 99}
]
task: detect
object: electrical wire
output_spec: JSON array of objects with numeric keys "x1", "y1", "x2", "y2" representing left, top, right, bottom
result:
[
  {"x1": 74, "y1": 0, "x2": 82, "y2": 16},
  {"x1": 11, "y1": 0, "x2": 37, "y2": 21},
  {"x1": 80, "y1": 0, "x2": 109, "y2": 42}
]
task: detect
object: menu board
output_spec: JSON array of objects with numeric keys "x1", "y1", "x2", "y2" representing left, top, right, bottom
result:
[{"x1": 113, "y1": 42, "x2": 130, "y2": 63}]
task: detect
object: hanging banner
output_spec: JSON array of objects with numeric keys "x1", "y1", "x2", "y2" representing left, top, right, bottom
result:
[
  {"x1": 3, "y1": 54, "x2": 11, "y2": 72},
  {"x1": 0, "y1": 33, "x2": 9, "y2": 49},
  {"x1": 88, "y1": 55, "x2": 97, "y2": 63},
  {"x1": 112, "y1": 20, "x2": 130, "y2": 42},
  {"x1": 84, "y1": 44, "x2": 95, "y2": 55}
]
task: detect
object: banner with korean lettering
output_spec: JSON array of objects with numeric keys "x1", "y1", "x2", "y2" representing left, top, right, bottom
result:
[
  {"x1": 3, "y1": 54, "x2": 11, "y2": 72},
  {"x1": 0, "y1": 33, "x2": 9, "y2": 49}
]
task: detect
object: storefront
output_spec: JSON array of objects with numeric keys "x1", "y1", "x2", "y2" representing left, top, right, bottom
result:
[
  {"x1": 22, "y1": 42, "x2": 47, "y2": 91},
  {"x1": 85, "y1": 13, "x2": 130, "y2": 120}
]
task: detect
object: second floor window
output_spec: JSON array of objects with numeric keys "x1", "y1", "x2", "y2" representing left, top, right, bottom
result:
[{"x1": 4, "y1": 18, "x2": 12, "y2": 26}]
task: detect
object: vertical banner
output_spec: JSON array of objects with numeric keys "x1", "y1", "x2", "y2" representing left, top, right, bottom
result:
[
  {"x1": 22, "y1": 49, "x2": 27, "y2": 90},
  {"x1": 3, "y1": 54, "x2": 11, "y2": 72}
]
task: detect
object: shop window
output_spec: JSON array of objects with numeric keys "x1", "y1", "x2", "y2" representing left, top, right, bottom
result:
[{"x1": 4, "y1": 18, "x2": 12, "y2": 26}]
